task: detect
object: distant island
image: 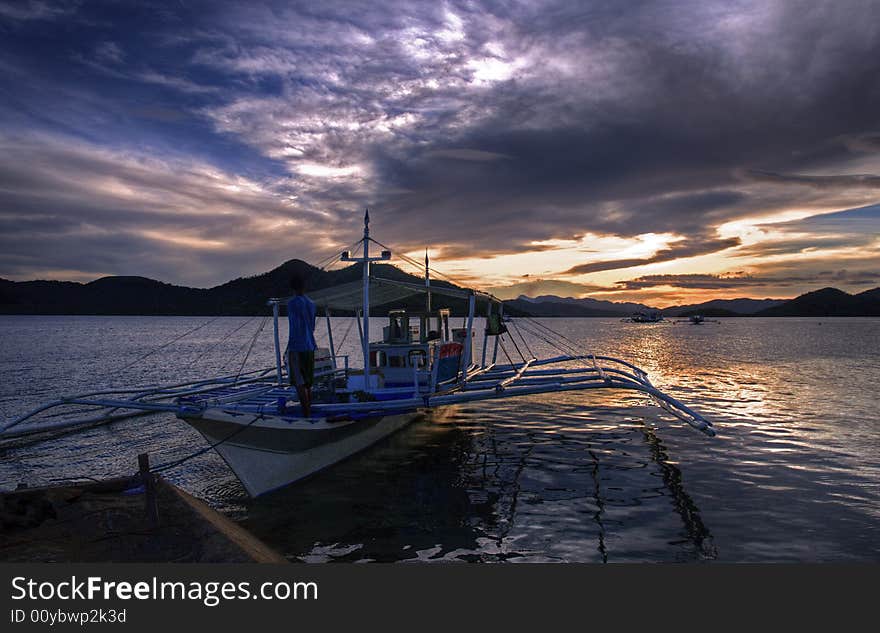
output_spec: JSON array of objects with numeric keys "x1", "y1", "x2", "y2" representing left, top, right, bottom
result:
[
  {"x1": 507, "y1": 287, "x2": 880, "y2": 318},
  {"x1": 1, "y1": 260, "x2": 878, "y2": 317}
]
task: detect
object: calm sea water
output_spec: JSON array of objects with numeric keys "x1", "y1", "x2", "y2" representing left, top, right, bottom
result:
[{"x1": 1, "y1": 315, "x2": 878, "y2": 562}]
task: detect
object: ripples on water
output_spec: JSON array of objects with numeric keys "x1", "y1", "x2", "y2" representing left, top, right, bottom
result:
[{"x1": 1, "y1": 316, "x2": 878, "y2": 562}]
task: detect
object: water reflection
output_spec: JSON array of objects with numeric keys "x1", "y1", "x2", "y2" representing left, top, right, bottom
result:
[
  {"x1": 1, "y1": 316, "x2": 879, "y2": 561},
  {"x1": 239, "y1": 410, "x2": 485, "y2": 562},
  {"x1": 640, "y1": 425, "x2": 716, "y2": 560},
  {"x1": 219, "y1": 399, "x2": 722, "y2": 563}
]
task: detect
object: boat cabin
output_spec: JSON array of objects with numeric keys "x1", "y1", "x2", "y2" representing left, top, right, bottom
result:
[
  {"x1": 381, "y1": 308, "x2": 450, "y2": 345},
  {"x1": 370, "y1": 308, "x2": 468, "y2": 389}
]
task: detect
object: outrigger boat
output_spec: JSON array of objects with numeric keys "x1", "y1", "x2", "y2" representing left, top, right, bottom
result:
[
  {"x1": 0, "y1": 211, "x2": 715, "y2": 496},
  {"x1": 674, "y1": 314, "x2": 720, "y2": 325},
  {"x1": 621, "y1": 310, "x2": 666, "y2": 323}
]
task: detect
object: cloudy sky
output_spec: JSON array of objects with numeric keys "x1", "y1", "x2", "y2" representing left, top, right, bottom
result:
[{"x1": 1, "y1": 0, "x2": 879, "y2": 305}]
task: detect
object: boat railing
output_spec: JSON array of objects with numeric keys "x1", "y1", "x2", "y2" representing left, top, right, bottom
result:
[
  {"x1": 0, "y1": 366, "x2": 279, "y2": 439},
  {"x1": 208, "y1": 351, "x2": 715, "y2": 437}
]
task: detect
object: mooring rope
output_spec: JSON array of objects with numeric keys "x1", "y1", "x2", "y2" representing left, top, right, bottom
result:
[
  {"x1": 110, "y1": 316, "x2": 220, "y2": 378},
  {"x1": 234, "y1": 316, "x2": 270, "y2": 382},
  {"x1": 517, "y1": 318, "x2": 581, "y2": 358},
  {"x1": 184, "y1": 315, "x2": 259, "y2": 370},
  {"x1": 219, "y1": 317, "x2": 267, "y2": 372},
  {"x1": 498, "y1": 336, "x2": 516, "y2": 368},
  {"x1": 510, "y1": 319, "x2": 536, "y2": 359},
  {"x1": 516, "y1": 319, "x2": 571, "y2": 355},
  {"x1": 523, "y1": 316, "x2": 584, "y2": 354},
  {"x1": 307, "y1": 238, "x2": 363, "y2": 279},
  {"x1": 151, "y1": 410, "x2": 267, "y2": 473},
  {"x1": 516, "y1": 318, "x2": 606, "y2": 378},
  {"x1": 367, "y1": 237, "x2": 472, "y2": 289},
  {"x1": 506, "y1": 328, "x2": 527, "y2": 364},
  {"x1": 335, "y1": 316, "x2": 356, "y2": 352}
]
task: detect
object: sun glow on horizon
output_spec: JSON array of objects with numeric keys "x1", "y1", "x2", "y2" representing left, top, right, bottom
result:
[{"x1": 402, "y1": 205, "x2": 880, "y2": 305}]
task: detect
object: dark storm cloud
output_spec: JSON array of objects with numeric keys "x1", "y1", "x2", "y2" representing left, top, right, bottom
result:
[
  {"x1": 356, "y1": 0, "x2": 880, "y2": 257},
  {"x1": 731, "y1": 237, "x2": 866, "y2": 259},
  {"x1": 0, "y1": 134, "x2": 336, "y2": 285},
  {"x1": 560, "y1": 236, "x2": 741, "y2": 275},
  {"x1": 487, "y1": 278, "x2": 611, "y2": 300},
  {"x1": 749, "y1": 170, "x2": 880, "y2": 189},
  {"x1": 730, "y1": 203, "x2": 880, "y2": 258},
  {"x1": 617, "y1": 269, "x2": 880, "y2": 291},
  {"x1": 764, "y1": 203, "x2": 880, "y2": 233},
  {"x1": 1, "y1": 0, "x2": 880, "y2": 286}
]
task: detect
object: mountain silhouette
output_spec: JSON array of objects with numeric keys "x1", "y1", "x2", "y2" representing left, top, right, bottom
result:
[
  {"x1": 1, "y1": 262, "x2": 877, "y2": 317},
  {"x1": 0, "y1": 260, "x2": 465, "y2": 316},
  {"x1": 756, "y1": 287, "x2": 880, "y2": 317}
]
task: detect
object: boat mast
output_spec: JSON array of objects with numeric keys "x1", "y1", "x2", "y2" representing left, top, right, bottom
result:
[
  {"x1": 362, "y1": 209, "x2": 371, "y2": 391},
  {"x1": 425, "y1": 248, "x2": 431, "y2": 313},
  {"x1": 339, "y1": 208, "x2": 390, "y2": 391}
]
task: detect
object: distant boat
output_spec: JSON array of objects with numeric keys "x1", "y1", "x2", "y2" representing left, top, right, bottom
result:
[
  {"x1": 1, "y1": 211, "x2": 716, "y2": 496},
  {"x1": 621, "y1": 310, "x2": 666, "y2": 323},
  {"x1": 674, "y1": 314, "x2": 720, "y2": 325}
]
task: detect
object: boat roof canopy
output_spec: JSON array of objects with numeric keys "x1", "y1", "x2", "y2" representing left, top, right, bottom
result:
[{"x1": 272, "y1": 277, "x2": 500, "y2": 310}]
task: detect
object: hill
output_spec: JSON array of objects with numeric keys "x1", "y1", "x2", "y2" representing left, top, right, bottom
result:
[
  {"x1": 2, "y1": 262, "x2": 878, "y2": 318},
  {"x1": 507, "y1": 294, "x2": 787, "y2": 317},
  {"x1": 756, "y1": 287, "x2": 880, "y2": 317},
  {"x1": 0, "y1": 260, "x2": 469, "y2": 316},
  {"x1": 663, "y1": 298, "x2": 785, "y2": 317},
  {"x1": 505, "y1": 297, "x2": 632, "y2": 317},
  {"x1": 519, "y1": 295, "x2": 655, "y2": 315}
]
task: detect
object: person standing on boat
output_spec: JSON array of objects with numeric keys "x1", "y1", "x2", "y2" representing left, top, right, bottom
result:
[{"x1": 287, "y1": 274, "x2": 317, "y2": 417}]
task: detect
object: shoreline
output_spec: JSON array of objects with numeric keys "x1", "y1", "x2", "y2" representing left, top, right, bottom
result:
[{"x1": 0, "y1": 475, "x2": 286, "y2": 564}]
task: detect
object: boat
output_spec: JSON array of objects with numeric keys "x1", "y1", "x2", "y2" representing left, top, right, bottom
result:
[
  {"x1": 674, "y1": 314, "x2": 720, "y2": 325},
  {"x1": 621, "y1": 310, "x2": 666, "y2": 323},
  {"x1": 0, "y1": 211, "x2": 716, "y2": 497}
]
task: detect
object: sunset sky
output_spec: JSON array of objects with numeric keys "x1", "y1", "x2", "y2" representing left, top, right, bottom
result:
[{"x1": 1, "y1": 0, "x2": 879, "y2": 306}]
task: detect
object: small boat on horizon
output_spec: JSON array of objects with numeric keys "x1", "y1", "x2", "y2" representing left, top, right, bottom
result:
[
  {"x1": 674, "y1": 314, "x2": 721, "y2": 325},
  {"x1": 1, "y1": 211, "x2": 716, "y2": 497},
  {"x1": 621, "y1": 310, "x2": 666, "y2": 323}
]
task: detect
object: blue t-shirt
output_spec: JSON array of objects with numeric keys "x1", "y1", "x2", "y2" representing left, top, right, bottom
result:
[{"x1": 287, "y1": 295, "x2": 317, "y2": 352}]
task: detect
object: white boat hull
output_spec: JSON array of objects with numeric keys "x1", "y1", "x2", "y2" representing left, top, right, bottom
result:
[{"x1": 180, "y1": 408, "x2": 426, "y2": 496}]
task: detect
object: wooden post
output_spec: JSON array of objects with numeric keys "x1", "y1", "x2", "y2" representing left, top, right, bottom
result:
[{"x1": 138, "y1": 453, "x2": 159, "y2": 530}]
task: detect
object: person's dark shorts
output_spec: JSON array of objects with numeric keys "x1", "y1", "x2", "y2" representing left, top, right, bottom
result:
[{"x1": 288, "y1": 350, "x2": 315, "y2": 387}]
